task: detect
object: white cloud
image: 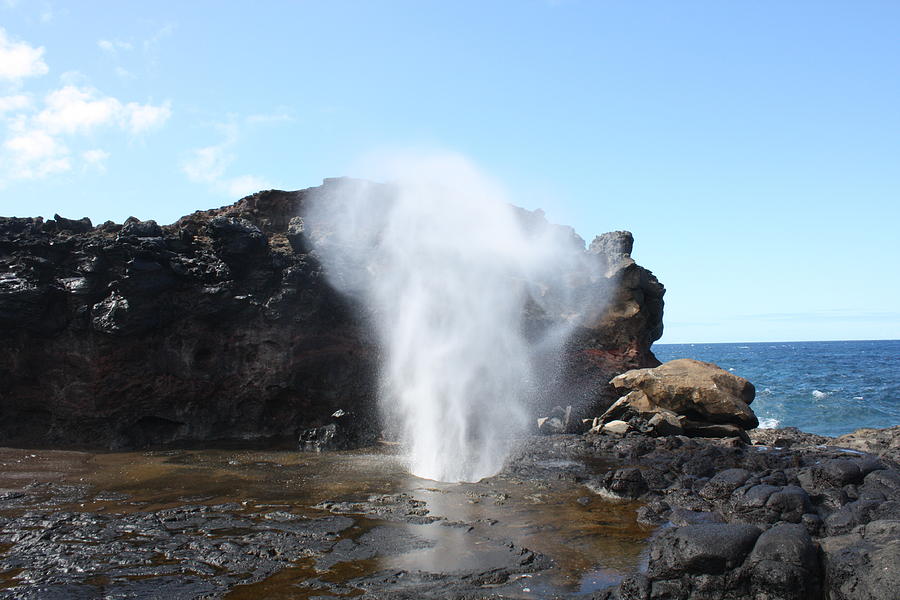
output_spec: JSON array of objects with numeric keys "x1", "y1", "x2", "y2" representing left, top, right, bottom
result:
[
  {"x1": 0, "y1": 94, "x2": 30, "y2": 113},
  {"x1": 3, "y1": 128, "x2": 70, "y2": 179},
  {"x1": 82, "y1": 148, "x2": 109, "y2": 172},
  {"x1": 36, "y1": 85, "x2": 121, "y2": 133},
  {"x1": 0, "y1": 31, "x2": 172, "y2": 185},
  {"x1": 124, "y1": 100, "x2": 171, "y2": 134},
  {"x1": 30, "y1": 85, "x2": 171, "y2": 136},
  {"x1": 6, "y1": 128, "x2": 62, "y2": 161},
  {"x1": 0, "y1": 27, "x2": 49, "y2": 81},
  {"x1": 2, "y1": 87, "x2": 171, "y2": 183}
]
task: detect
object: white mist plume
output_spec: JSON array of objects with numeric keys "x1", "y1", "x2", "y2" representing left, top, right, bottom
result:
[{"x1": 308, "y1": 152, "x2": 598, "y2": 482}]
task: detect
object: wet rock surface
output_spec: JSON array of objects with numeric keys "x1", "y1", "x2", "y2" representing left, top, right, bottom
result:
[
  {"x1": 573, "y1": 425, "x2": 900, "y2": 600},
  {"x1": 0, "y1": 444, "x2": 648, "y2": 599},
  {"x1": 0, "y1": 425, "x2": 897, "y2": 598}
]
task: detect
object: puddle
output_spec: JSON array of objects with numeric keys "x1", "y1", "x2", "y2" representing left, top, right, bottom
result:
[{"x1": 0, "y1": 444, "x2": 652, "y2": 597}]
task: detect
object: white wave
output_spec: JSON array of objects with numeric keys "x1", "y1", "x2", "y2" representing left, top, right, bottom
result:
[
  {"x1": 758, "y1": 417, "x2": 780, "y2": 429},
  {"x1": 812, "y1": 390, "x2": 828, "y2": 399},
  {"x1": 853, "y1": 396, "x2": 864, "y2": 400}
]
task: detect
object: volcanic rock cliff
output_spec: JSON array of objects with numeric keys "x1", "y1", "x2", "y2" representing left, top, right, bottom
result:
[{"x1": 0, "y1": 178, "x2": 664, "y2": 449}]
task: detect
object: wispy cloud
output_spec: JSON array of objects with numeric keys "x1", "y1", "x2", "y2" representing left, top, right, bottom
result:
[
  {"x1": 246, "y1": 110, "x2": 294, "y2": 125},
  {"x1": 182, "y1": 117, "x2": 275, "y2": 198},
  {"x1": 0, "y1": 94, "x2": 31, "y2": 113},
  {"x1": 142, "y1": 23, "x2": 175, "y2": 71},
  {"x1": 81, "y1": 148, "x2": 109, "y2": 173},
  {"x1": 97, "y1": 39, "x2": 133, "y2": 55},
  {"x1": 114, "y1": 66, "x2": 135, "y2": 81},
  {"x1": 143, "y1": 23, "x2": 175, "y2": 53}
]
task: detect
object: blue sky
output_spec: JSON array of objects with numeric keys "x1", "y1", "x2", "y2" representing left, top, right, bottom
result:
[{"x1": 1, "y1": 1, "x2": 898, "y2": 343}]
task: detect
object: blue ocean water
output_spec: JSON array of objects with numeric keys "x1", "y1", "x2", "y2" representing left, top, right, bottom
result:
[{"x1": 651, "y1": 340, "x2": 899, "y2": 437}]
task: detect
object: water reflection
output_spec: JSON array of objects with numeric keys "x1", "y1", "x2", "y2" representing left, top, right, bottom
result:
[{"x1": 1, "y1": 445, "x2": 652, "y2": 596}]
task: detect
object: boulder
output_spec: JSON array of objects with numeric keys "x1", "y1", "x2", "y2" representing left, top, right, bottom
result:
[
  {"x1": 822, "y1": 519, "x2": 900, "y2": 600},
  {"x1": 52, "y1": 213, "x2": 93, "y2": 233},
  {"x1": 610, "y1": 359, "x2": 757, "y2": 428},
  {"x1": 588, "y1": 467, "x2": 648, "y2": 500},
  {"x1": 121, "y1": 218, "x2": 163, "y2": 238},
  {"x1": 537, "y1": 405, "x2": 574, "y2": 434},
  {"x1": 590, "y1": 359, "x2": 758, "y2": 438},
  {"x1": 648, "y1": 523, "x2": 762, "y2": 578},
  {"x1": 746, "y1": 523, "x2": 822, "y2": 600},
  {"x1": 698, "y1": 468, "x2": 751, "y2": 500}
]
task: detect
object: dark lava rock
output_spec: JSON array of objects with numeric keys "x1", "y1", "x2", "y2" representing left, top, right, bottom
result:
[
  {"x1": 52, "y1": 214, "x2": 93, "y2": 233},
  {"x1": 822, "y1": 519, "x2": 900, "y2": 600},
  {"x1": 825, "y1": 500, "x2": 885, "y2": 536},
  {"x1": 857, "y1": 467, "x2": 900, "y2": 501},
  {"x1": 120, "y1": 218, "x2": 162, "y2": 238},
  {"x1": 589, "y1": 467, "x2": 648, "y2": 500},
  {"x1": 765, "y1": 485, "x2": 813, "y2": 523},
  {"x1": 0, "y1": 180, "x2": 664, "y2": 449},
  {"x1": 648, "y1": 523, "x2": 762, "y2": 578},
  {"x1": 299, "y1": 409, "x2": 375, "y2": 451},
  {"x1": 699, "y1": 468, "x2": 751, "y2": 500},
  {"x1": 0, "y1": 503, "x2": 356, "y2": 600},
  {"x1": 745, "y1": 523, "x2": 821, "y2": 600},
  {"x1": 668, "y1": 508, "x2": 725, "y2": 526}
]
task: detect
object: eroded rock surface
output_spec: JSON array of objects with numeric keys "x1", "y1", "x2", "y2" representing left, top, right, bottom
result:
[{"x1": 1, "y1": 180, "x2": 664, "y2": 449}]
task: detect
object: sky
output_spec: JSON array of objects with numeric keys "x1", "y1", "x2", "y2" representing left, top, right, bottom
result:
[{"x1": 1, "y1": 1, "x2": 898, "y2": 344}]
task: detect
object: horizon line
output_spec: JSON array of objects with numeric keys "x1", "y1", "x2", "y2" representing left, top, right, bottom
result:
[{"x1": 654, "y1": 338, "x2": 899, "y2": 346}]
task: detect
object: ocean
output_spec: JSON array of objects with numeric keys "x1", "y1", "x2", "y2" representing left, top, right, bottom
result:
[{"x1": 651, "y1": 339, "x2": 899, "y2": 437}]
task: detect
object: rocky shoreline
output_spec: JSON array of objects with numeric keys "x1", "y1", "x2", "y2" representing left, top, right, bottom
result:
[
  {"x1": 2, "y1": 184, "x2": 895, "y2": 599},
  {"x1": 0, "y1": 425, "x2": 896, "y2": 599},
  {"x1": 535, "y1": 425, "x2": 900, "y2": 600}
]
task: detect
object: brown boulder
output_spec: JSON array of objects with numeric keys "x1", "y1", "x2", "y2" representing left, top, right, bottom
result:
[{"x1": 607, "y1": 358, "x2": 758, "y2": 430}]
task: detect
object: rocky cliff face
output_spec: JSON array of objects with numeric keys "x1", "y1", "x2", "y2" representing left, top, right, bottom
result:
[
  {"x1": 0, "y1": 179, "x2": 664, "y2": 449},
  {"x1": 561, "y1": 230, "x2": 666, "y2": 420}
]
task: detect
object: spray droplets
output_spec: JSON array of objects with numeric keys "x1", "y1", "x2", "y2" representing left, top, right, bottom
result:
[{"x1": 308, "y1": 152, "x2": 601, "y2": 482}]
